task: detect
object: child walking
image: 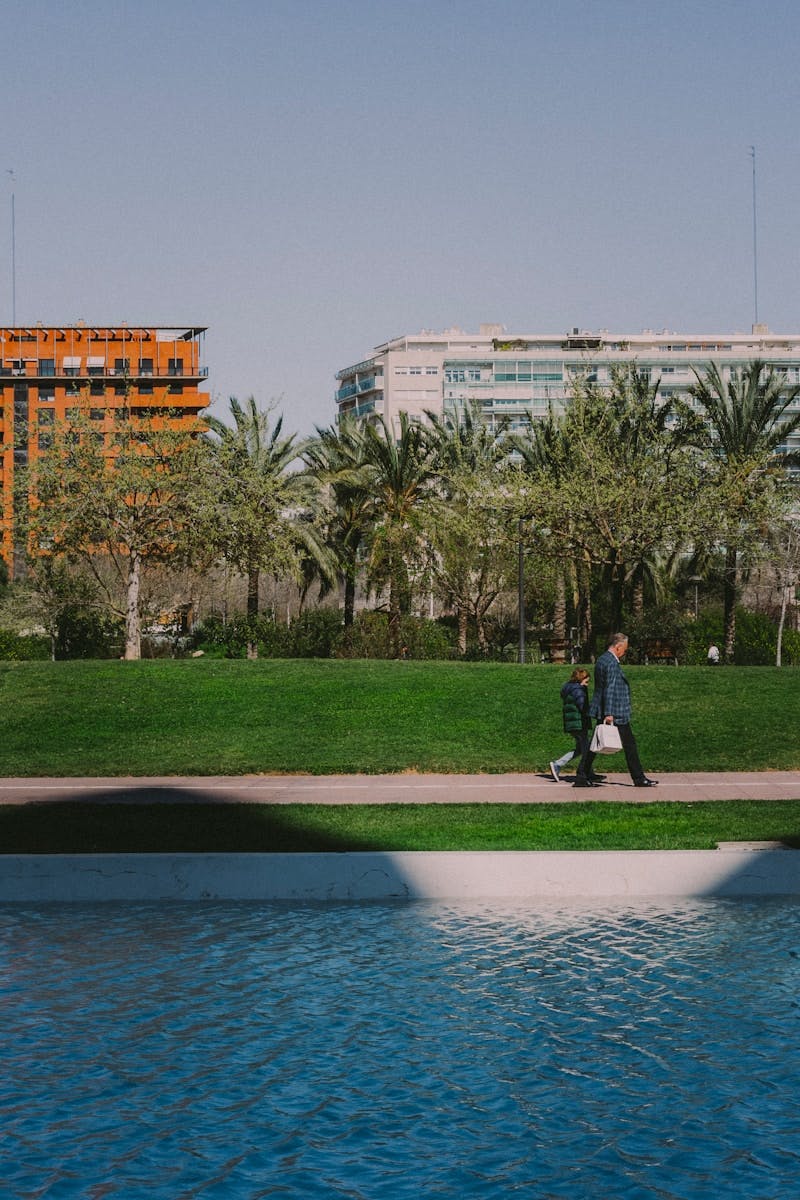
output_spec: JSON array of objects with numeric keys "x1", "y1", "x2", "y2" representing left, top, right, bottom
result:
[{"x1": 549, "y1": 668, "x2": 594, "y2": 783}]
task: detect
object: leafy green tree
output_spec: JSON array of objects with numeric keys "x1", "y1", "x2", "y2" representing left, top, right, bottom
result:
[
  {"x1": 689, "y1": 360, "x2": 800, "y2": 660},
  {"x1": 512, "y1": 366, "x2": 703, "y2": 638},
  {"x1": 29, "y1": 396, "x2": 203, "y2": 659}
]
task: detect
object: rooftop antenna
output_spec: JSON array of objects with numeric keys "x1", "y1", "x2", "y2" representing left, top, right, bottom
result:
[
  {"x1": 6, "y1": 169, "x2": 15, "y2": 325},
  {"x1": 749, "y1": 146, "x2": 758, "y2": 327}
]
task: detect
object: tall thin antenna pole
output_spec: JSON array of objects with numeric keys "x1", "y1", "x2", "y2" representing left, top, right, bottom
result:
[
  {"x1": 7, "y1": 169, "x2": 15, "y2": 325},
  {"x1": 749, "y1": 146, "x2": 758, "y2": 327}
]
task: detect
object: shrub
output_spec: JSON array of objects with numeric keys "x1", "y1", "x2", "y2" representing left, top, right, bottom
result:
[
  {"x1": 733, "y1": 608, "x2": 779, "y2": 666},
  {"x1": 682, "y1": 606, "x2": 800, "y2": 666},
  {"x1": 0, "y1": 628, "x2": 50, "y2": 661},
  {"x1": 191, "y1": 614, "x2": 292, "y2": 659},
  {"x1": 288, "y1": 609, "x2": 344, "y2": 658},
  {"x1": 623, "y1": 607, "x2": 691, "y2": 664},
  {"x1": 55, "y1": 609, "x2": 124, "y2": 660},
  {"x1": 340, "y1": 612, "x2": 455, "y2": 660}
]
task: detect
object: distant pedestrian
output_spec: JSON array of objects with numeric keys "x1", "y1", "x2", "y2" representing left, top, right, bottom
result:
[
  {"x1": 707, "y1": 643, "x2": 720, "y2": 665},
  {"x1": 576, "y1": 632, "x2": 658, "y2": 789},
  {"x1": 549, "y1": 668, "x2": 598, "y2": 783}
]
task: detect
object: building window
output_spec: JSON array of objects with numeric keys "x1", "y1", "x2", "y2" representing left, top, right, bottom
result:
[
  {"x1": 37, "y1": 388, "x2": 55, "y2": 402},
  {"x1": 168, "y1": 358, "x2": 184, "y2": 376},
  {"x1": 37, "y1": 409, "x2": 55, "y2": 425},
  {"x1": 425, "y1": 366, "x2": 438, "y2": 375},
  {"x1": 39, "y1": 359, "x2": 55, "y2": 375},
  {"x1": 139, "y1": 358, "x2": 154, "y2": 376}
]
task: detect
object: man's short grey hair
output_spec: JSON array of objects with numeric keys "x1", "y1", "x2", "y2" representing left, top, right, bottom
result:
[{"x1": 606, "y1": 632, "x2": 629, "y2": 649}]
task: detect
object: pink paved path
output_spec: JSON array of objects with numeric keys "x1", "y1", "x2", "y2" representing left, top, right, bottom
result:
[{"x1": 1, "y1": 772, "x2": 799, "y2": 805}]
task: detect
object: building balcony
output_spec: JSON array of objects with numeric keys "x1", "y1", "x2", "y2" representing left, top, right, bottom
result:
[{"x1": 0, "y1": 363, "x2": 209, "y2": 383}]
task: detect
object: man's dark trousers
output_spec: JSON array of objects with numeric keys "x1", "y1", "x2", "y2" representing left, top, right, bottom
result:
[{"x1": 582, "y1": 722, "x2": 645, "y2": 783}]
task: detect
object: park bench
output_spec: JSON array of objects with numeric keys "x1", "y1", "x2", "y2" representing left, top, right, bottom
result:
[{"x1": 643, "y1": 639, "x2": 678, "y2": 665}]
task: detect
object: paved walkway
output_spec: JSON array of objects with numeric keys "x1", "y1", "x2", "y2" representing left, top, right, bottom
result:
[{"x1": 1, "y1": 771, "x2": 799, "y2": 805}]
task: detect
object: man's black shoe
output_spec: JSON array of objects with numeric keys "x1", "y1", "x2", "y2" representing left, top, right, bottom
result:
[
  {"x1": 572, "y1": 778, "x2": 596, "y2": 788},
  {"x1": 634, "y1": 778, "x2": 659, "y2": 787},
  {"x1": 589, "y1": 774, "x2": 606, "y2": 783}
]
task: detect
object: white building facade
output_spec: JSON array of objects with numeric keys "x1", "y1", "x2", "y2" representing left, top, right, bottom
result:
[{"x1": 334, "y1": 323, "x2": 800, "y2": 452}]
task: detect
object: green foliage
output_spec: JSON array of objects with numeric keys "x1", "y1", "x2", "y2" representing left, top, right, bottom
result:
[
  {"x1": 340, "y1": 612, "x2": 455, "y2": 660},
  {"x1": 670, "y1": 606, "x2": 800, "y2": 666},
  {"x1": 55, "y1": 608, "x2": 124, "y2": 660},
  {"x1": 288, "y1": 608, "x2": 345, "y2": 658},
  {"x1": 623, "y1": 607, "x2": 691, "y2": 663},
  {"x1": 682, "y1": 610, "x2": 726, "y2": 665},
  {"x1": 0, "y1": 629, "x2": 50, "y2": 661},
  {"x1": 201, "y1": 397, "x2": 333, "y2": 617},
  {"x1": 192, "y1": 614, "x2": 291, "y2": 658}
]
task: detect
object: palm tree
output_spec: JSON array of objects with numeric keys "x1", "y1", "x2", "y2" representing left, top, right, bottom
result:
[
  {"x1": 302, "y1": 418, "x2": 373, "y2": 629},
  {"x1": 510, "y1": 408, "x2": 577, "y2": 653},
  {"x1": 203, "y1": 397, "x2": 331, "y2": 642},
  {"x1": 425, "y1": 402, "x2": 510, "y2": 654},
  {"x1": 689, "y1": 360, "x2": 800, "y2": 660},
  {"x1": 359, "y1": 413, "x2": 437, "y2": 657}
]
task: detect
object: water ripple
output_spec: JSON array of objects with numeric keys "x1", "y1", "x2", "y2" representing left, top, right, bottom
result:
[{"x1": 1, "y1": 898, "x2": 799, "y2": 1198}]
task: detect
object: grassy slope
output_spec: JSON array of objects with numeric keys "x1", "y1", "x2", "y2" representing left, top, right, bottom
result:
[{"x1": 0, "y1": 657, "x2": 797, "y2": 777}]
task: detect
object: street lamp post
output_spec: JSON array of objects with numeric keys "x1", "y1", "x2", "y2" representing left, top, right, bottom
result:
[{"x1": 689, "y1": 575, "x2": 702, "y2": 620}]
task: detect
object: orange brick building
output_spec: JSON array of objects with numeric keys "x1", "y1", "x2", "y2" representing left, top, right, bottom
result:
[{"x1": 0, "y1": 324, "x2": 209, "y2": 576}]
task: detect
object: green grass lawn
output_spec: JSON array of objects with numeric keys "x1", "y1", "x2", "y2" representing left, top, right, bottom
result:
[
  {"x1": 0, "y1": 657, "x2": 798, "y2": 777},
  {"x1": 3, "y1": 799, "x2": 800, "y2": 853}
]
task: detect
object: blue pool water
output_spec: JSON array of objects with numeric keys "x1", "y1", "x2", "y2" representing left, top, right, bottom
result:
[{"x1": 2, "y1": 898, "x2": 799, "y2": 1199}]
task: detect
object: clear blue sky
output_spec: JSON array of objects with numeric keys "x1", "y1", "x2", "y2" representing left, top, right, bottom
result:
[{"x1": 3, "y1": 0, "x2": 799, "y2": 433}]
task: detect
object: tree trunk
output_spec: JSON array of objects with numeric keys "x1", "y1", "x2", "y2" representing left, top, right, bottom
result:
[
  {"x1": 343, "y1": 571, "x2": 355, "y2": 628},
  {"x1": 578, "y1": 556, "x2": 593, "y2": 659},
  {"x1": 245, "y1": 564, "x2": 260, "y2": 659},
  {"x1": 124, "y1": 550, "x2": 142, "y2": 660},
  {"x1": 476, "y1": 611, "x2": 489, "y2": 655},
  {"x1": 247, "y1": 566, "x2": 260, "y2": 618},
  {"x1": 389, "y1": 562, "x2": 402, "y2": 659},
  {"x1": 457, "y1": 605, "x2": 468, "y2": 656},
  {"x1": 610, "y1": 556, "x2": 624, "y2": 631},
  {"x1": 723, "y1": 545, "x2": 738, "y2": 662},
  {"x1": 776, "y1": 573, "x2": 788, "y2": 668},
  {"x1": 553, "y1": 571, "x2": 567, "y2": 641}
]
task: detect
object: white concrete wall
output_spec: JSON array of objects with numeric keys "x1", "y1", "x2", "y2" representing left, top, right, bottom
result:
[{"x1": 0, "y1": 847, "x2": 798, "y2": 903}]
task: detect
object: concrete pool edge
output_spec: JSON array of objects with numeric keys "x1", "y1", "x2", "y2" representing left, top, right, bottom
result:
[{"x1": 0, "y1": 847, "x2": 799, "y2": 901}]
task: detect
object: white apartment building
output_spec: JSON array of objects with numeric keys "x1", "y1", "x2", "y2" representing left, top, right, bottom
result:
[{"x1": 334, "y1": 323, "x2": 800, "y2": 451}]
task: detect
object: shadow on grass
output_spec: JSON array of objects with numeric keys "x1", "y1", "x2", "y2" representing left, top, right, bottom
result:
[{"x1": 0, "y1": 787, "x2": 373, "y2": 854}]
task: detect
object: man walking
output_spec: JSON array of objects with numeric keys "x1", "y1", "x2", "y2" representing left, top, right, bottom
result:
[{"x1": 575, "y1": 632, "x2": 658, "y2": 788}]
